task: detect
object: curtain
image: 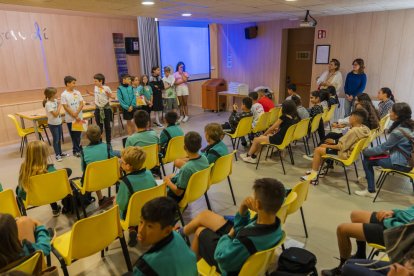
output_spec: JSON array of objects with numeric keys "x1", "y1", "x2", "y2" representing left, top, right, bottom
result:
[{"x1": 138, "y1": 17, "x2": 160, "y2": 76}]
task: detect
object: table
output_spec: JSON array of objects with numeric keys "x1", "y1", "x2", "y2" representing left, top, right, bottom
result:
[
  {"x1": 217, "y1": 91, "x2": 250, "y2": 112},
  {"x1": 15, "y1": 101, "x2": 120, "y2": 140}
]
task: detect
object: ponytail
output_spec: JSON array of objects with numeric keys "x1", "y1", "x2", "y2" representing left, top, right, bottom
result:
[
  {"x1": 43, "y1": 87, "x2": 57, "y2": 108},
  {"x1": 381, "y1": 87, "x2": 395, "y2": 102},
  {"x1": 42, "y1": 98, "x2": 47, "y2": 107}
]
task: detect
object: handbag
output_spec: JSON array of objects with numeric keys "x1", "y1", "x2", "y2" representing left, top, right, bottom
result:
[{"x1": 384, "y1": 221, "x2": 414, "y2": 263}]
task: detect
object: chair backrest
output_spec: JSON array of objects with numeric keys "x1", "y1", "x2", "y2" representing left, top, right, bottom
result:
[
  {"x1": 82, "y1": 157, "x2": 120, "y2": 193},
  {"x1": 122, "y1": 184, "x2": 166, "y2": 229},
  {"x1": 8, "y1": 251, "x2": 44, "y2": 274},
  {"x1": 287, "y1": 178, "x2": 311, "y2": 216},
  {"x1": 239, "y1": 231, "x2": 286, "y2": 276},
  {"x1": 0, "y1": 189, "x2": 21, "y2": 218},
  {"x1": 347, "y1": 138, "x2": 368, "y2": 163},
  {"x1": 268, "y1": 107, "x2": 281, "y2": 127},
  {"x1": 233, "y1": 117, "x2": 254, "y2": 138},
  {"x1": 274, "y1": 123, "x2": 297, "y2": 149},
  {"x1": 163, "y1": 136, "x2": 186, "y2": 164},
  {"x1": 293, "y1": 118, "x2": 311, "y2": 141},
  {"x1": 141, "y1": 144, "x2": 160, "y2": 170},
  {"x1": 27, "y1": 169, "x2": 72, "y2": 206},
  {"x1": 310, "y1": 113, "x2": 323, "y2": 133},
  {"x1": 210, "y1": 151, "x2": 236, "y2": 186},
  {"x1": 379, "y1": 114, "x2": 390, "y2": 133},
  {"x1": 178, "y1": 164, "x2": 214, "y2": 209},
  {"x1": 363, "y1": 129, "x2": 378, "y2": 149},
  {"x1": 252, "y1": 112, "x2": 270, "y2": 133},
  {"x1": 276, "y1": 192, "x2": 297, "y2": 224},
  {"x1": 67, "y1": 205, "x2": 122, "y2": 264},
  {"x1": 323, "y1": 104, "x2": 338, "y2": 123},
  {"x1": 7, "y1": 114, "x2": 25, "y2": 137}
]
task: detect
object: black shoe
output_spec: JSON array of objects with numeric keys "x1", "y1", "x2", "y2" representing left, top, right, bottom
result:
[
  {"x1": 98, "y1": 196, "x2": 114, "y2": 209},
  {"x1": 349, "y1": 253, "x2": 366, "y2": 260},
  {"x1": 241, "y1": 141, "x2": 248, "y2": 147},
  {"x1": 52, "y1": 205, "x2": 62, "y2": 217},
  {"x1": 321, "y1": 266, "x2": 342, "y2": 276},
  {"x1": 128, "y1": 230, "x2": 138, "y2": 247}
]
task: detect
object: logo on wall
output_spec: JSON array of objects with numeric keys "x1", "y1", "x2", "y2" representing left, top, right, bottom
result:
[{"x1": 0, "y1": 22, "x2": 48, "y2": 47}]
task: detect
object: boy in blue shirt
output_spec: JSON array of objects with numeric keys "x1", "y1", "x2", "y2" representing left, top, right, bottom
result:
[
  {"x1": 180, "y1": 178, "x2": 285, "y2": 275},
  {"x1": 125, "y1": 110, "x2": 159, "y2": 148},
  {"x1": 133, "y1": 197, "x2": 197, "y2": 276},
  {"x1": 164, "y1": 132, "x2": 209, "y2": 203}
]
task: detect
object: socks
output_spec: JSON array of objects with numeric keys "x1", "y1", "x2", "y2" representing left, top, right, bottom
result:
[
  {"x1": 155, "y1": 111, "x2": 161, "y2": 124},
  {"x1": 355, "y1": 240, "x2": 367, "y2": 259},
  {"x1": 251, "y1": 154, "x2": 257, "y2": 159}
]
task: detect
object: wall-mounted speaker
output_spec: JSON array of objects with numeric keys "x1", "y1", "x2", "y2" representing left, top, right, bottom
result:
[
  {"x1": 245, "y1": 26, "x2": 258, "y2": 39},
  {"x1": 125, "y1": 37, "x2": 139, "y2": 55}
]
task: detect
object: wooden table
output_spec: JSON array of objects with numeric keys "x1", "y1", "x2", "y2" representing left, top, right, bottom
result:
[
  {"x1": 217, "y1": 91, "x2": 250, "y2": 112},
  {"x1": 15, "y1": 101, "x2": 120, "y2": 139}
]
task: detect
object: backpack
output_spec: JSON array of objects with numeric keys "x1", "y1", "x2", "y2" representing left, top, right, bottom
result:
[{"x1": 273, "y1": 247, "x2": 317, "y2": 276}]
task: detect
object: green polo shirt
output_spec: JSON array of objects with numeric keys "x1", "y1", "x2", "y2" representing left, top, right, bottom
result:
[
  {"x1": 125, "y1": 130, "x2": 159, "y2": 148},
  {"x1": 116, "y1": 169, "x2": 157, "y2": 219},
  {"x1": 202, "y1": 141, "x2": 229, "y2": 164},
  {"x1": 81, "y1": 142, "x2": 115, "y2": 171},
  {"x1": 17, "y1": 164, "x2": 56, "y2": 200},
  {"x1": 133, "y1": 231, "x2": 197, "y2": 276},
  {"x1": 171, "y1": 155, "x2": 209, "y2": 191},
  {"x1": 159, "y1": 125, "x2": 184, "y2": 147}
]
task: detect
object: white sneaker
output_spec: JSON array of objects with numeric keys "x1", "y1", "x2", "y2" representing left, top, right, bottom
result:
[
  {"x1": 242, "y1": 156, "x2": 257, "y2": 164},
  {"x1": 182, "y1": 116, "x2": 189, "y2": 123},
  {"x1": 357, "y1": 176, "x2": 367, "y2": 184},
  {"x1": 56, "y1": 155, "x2": 63, "y2": 162},
  {"x1": 60, "y1": 153, "x2": 70, "y2": 158},
  {"x1": 355, "y1": 189, "x2": 376, "y2": 198},
  {"x1": 156, "y1": 122, "x2": 164, "y2": 128},
  {"x1": 178, "y1": 116, "x2": 184, "y2": 123},
  {"x1": 239, "y1": 153, "x2": 248, "y2": 159},
  {"x1": 302, "y1": 154, "x2": 313, "y2": 161}
]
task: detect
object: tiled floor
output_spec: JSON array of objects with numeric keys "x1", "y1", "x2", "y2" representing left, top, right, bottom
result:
[{"x1": 1, "y1": 106, "x2": 413, "y2": 275}]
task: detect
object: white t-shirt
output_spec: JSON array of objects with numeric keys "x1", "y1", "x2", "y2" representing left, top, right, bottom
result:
[
  {"x1": 286, "y1": 94, "x2": 301, "y2": 101},
  {"x1": 251, "y1": 102, "x2": 264, "y2": 127},
  {"x1": 162, "y1": 75, "x2": 176, "y2": 98},
  {"x1": 94, "y1": 85, "x2": 112, "y2": 107},
  {"x1": 45, "y1": 100, "x2": 62, "y2": 125},
  {"x1": 61, "y1": 90, "x2": 84, "y2": 123}
]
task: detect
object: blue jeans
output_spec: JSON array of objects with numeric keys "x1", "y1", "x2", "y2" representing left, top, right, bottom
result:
[
  {"x1": 67, "y1": 122, "x2": 82, "y2": 154},
  {"x1": 48, "y1": 124, "x2": 62, "y2": 156},
  {"x1": 344, "y1": 97, "x2": 355, "y2": 117},
  {"x1": 362, "y1": 157, "x2": 412, "y2": 192},
  {"x1": 342, "y1": 259, "x2": 390, "y2": 276}
]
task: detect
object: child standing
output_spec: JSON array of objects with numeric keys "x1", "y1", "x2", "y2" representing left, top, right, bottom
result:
[
  {"x1": 117, "y1": 74, "x2": 136, "y2": 135},
  {"x1": 138, "y1": 75, "x2": 153, "y2": 123},
  {"x1": 61, "y1": 76, "x2": 84, "y2": 157},
  {"x1": 174, "y1": 61, "x2": 190, "y2": 123},
  {"x1": 149, "y1": 66, "x2": 165, "y2": 128},
  {"x1": 43, "y1": 87, "x2": 68, "y2": 162},
  {"x1": 91, "y1": 73, "x2": 114, "y2": 145},
  {"x1": 162, "y1": 66, "x2": 178, "y2": 113},
  {"x1": 116, "y1": 146, "x2": 157, "y2": 247}
]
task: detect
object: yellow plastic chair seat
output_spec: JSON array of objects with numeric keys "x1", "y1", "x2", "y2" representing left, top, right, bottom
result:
[
  {"x1": 162, "y1": 136, "x2": 186, "y2": 164},
  {"x1": 141, "y1": 144, "x2": 160, "y2": 170},
  {"x1": 322, "y1": 138, "x2": 368, "y2": 167},
  {"x1": 0, "y1": 189, "x2": 21, "y2": 218},
  {"x1": 8, "y1": 251, "x2": 44, "y2": 274},
  {"x1": 323, "y1": 104, "x2": 338, "y2": 123},
  {"x1": 252, "y1": 112, "x2": 270, "y2": 134},
  {"x1": 224, "y1": 116, "x2": 254, "y2": 139},
  {"x1": 197, "y1": 258, "x2": 220, "y2": 276},
  {"x1": 52, "y1": 231, "x2": 72, "y2": 262}
]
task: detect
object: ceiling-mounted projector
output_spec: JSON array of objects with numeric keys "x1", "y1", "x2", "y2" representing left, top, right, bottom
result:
[{"x1": 300, "y1": 10, "x2": 317, "y2": 27}]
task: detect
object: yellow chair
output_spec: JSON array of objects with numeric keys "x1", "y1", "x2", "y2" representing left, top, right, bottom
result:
[
  {"x1": 376, "y1": 114, "x2": 391, "y2": 144},
  {"x1": 224, "y1": 116, "x2": 253, "y2": 161},
  {"x1": 160, "y1": 136, "x2": 186, "y2": 176},
  {"x1": 0, "y1": 189, "x2": 21, "y2": 218},
  {"x1": 206, "y1": 151, "x2": 237, "y2": 209},
  {"x1": 256, "y1": 124, "x2": 297, "y2": 175},
  {"x1": 267, "y1": 107, "x2": 281, "y2": 127},
  {"x1": 287, "y1": 175, "x2": 316, "y2": 238},
  {"x1": 72, "y1": 157, "x2": 120, "y2": 218},
  {"x1": 317, "y1": 138, "x2": 368, "y2": 195},
  {"x1": 19, "y1": 169, "x2": 79, "y2": 220},
  {"x1": 373, "y1": 167, "x2": 414, "y2": 202},
  {"x1": 177, "y1": 164, "x2": 214, "y2": 225},
  {"x1": 252, "y1": 112, "x2": 270, "y2": 134},
  {"x1": 197, "y1": 231, "x2": 287, "y2": 276},
  {"x1": 37, "y1": 118, "x2": 51, "y2": 145},
  {"x1": 309, "y1": 113, "x2": 323, "y2": 148},
  {"x1": 8, "y1": 114, "x2": 44, "y2": 157},
  {"x1": 363, "y1": 128, "x2": 379, "y2": 150},
  {"x1": 323, "y1": 104, "x2": 338, "y2": 130},
  {"x1": 292, "y1": 118, "x2": 311, "y2": 156},
  {"x1": 367, "y1": 243, "x2": 386, "y2": 260},
  {"x1": 51, "y1": 205, "x2": 132, "y2": 276},
  {"x1": 4, "y1": 251, "x2": 45, "y2": 275},
  {"x1": 141, "y1": 144, "x2": 160, "y2": 172},
  {"x1": 120, "y1": 184, "x2": 166, "y2": 230},
  {"x1": 82, "y1": 112, "x2": 95, "y2": 124}
]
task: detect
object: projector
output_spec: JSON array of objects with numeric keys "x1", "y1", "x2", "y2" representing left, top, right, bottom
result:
[{"x1": 300, "y1": 21, "x2": 316, "y2": 27}]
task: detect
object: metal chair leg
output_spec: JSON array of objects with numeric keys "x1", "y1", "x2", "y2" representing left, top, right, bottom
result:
[
  {"x1": 353, "y1": 162, "x2": 359, "y2": 178},
  {"x1": 373, "y1": 172, "x2": 388, "y2": 202},
  {"x1": 256, "y1": 146, "x2": 264, "y2": 170},
  {"x1": 227, "y1": 176, "x2": 236, "y2": 205},
  {"x1": 288, "y1": 145, "x2": 294, "y2": 165},
  {"x1": 279, "y1": 150, "x2": 286, "y2": 175},
  {"x1": 119, "y1": 236, "x2": 133, "y2": 271},
  {"x1": 177, "y1": 209, "x2": 185, "y2": 226},
  {"x1": 204, "y1": 192, "x2": 212, "y2": 210},
  {"x1": 300, "y1": 207, "x2": 309, "y2": 238},
  {"x1": 343, "y1": 165, "x2": 351, "y2": 195}
]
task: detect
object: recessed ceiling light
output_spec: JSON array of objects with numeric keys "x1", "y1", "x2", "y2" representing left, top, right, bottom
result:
[
  {"x1": 182, "y1": 13, "x2": 192, "y2": 17},
  {"x1": 141, "y1": 1, "x2": 154, "y2": 5}
]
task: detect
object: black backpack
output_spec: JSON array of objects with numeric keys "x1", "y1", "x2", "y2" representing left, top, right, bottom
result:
[{"x1": 272, "y1": 247, "x2": 318, "y2": 276}]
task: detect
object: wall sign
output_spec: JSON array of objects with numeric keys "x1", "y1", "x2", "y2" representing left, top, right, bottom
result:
[
  {"x1": 317, "y1": 30, "x2": 326, "y2": 39},
  {"x1": 0, "y1": 23, "x2": 48, "y2": 47},
  {"x1": 315, "y1": 45, "x2": 330, "y2": 64}
]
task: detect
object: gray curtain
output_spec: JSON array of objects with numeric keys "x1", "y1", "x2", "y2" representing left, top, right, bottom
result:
[{"x1": 138, "y1": 17, "x2": 160, "y2": 76}]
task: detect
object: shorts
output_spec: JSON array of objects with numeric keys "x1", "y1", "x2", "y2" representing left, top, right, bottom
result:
[
  {"x1": 326, "y1": 148, "x2": 339, "y2": 155},
  {"x1": 176, "y1": 85, "x2": 189, "y2": 97},
  {"x1": 362, "y1": 212, "x2": 385, "y2": 245},
  {"x1": 164, "y1": 98, "x2": 178, "y2": 110},
  {"x1": 122, "y1": 108, "x2": 137, "y2": 121},
  {"x1": 198, "y1": 220, "x2": 234, "y2": 268}
]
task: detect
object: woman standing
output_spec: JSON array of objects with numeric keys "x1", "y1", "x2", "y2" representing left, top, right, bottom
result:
[
  {"x1": 149, "y1": 66, "x2": 165, "y2": 127},
  {"x1": 174, "y1": 61, "x2": 190, "y2": 123},
  {"x1": 344, "y1": 58, "x2": 367, "y2": 117},
  {"x1": 317, "y1": 58, "x2": 343, "y2": 92}
]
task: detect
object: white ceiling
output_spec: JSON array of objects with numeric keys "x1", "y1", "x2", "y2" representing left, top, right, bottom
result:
[{"x1": 1, "y1": 0, "x2": 414, "y2": 23}]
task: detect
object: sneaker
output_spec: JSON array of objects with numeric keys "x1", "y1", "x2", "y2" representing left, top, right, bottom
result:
[
  {"x1": 355, "y1": 189, "x2": 376, "y2": 198},
  {"x1": 56, "y1": 155, "x2": 63, "y2": 162},
  {"x1": 52, "y1": 205, "x2": 62, "y2": 217},
  {"x1": 156, "y1": 122, "x2": 164, "y2": 128},
  {"x1": 242, "y1": 156, "x2": 257, "y2": 164},
  {"x1": 239, "y1": 153, "x2": 248, "y2": 159},
  {"x1": 182, "y1": 116, "x2": 189, "y2": 123},
  {"x1": 302, "y1": 154, "x2": 313, "y2": 161},
  {"x1": 300, "y1": 174, "x2": 316, "y2": 181},
  {"x1": 321, "y1": 266, "x2": 342, "y2": 276},
  {"x1": 178, "y1": 116, "x2": 184, "y2": 123},
  {"x1": 128, "y1": 230, "x2": 138, "y2": 247},
  {"x1": 98, "y1": 196, "x2": 114, "y2": 208},
  {"x1": 357, "y1": 176, "x2": 367, "y2": 184},
  {"x1": 74, "y1": 152, "x2": 81, "y2": 158},
  {"x1": 60, "y1": 153, "x2": 70, "y2": 158}
]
